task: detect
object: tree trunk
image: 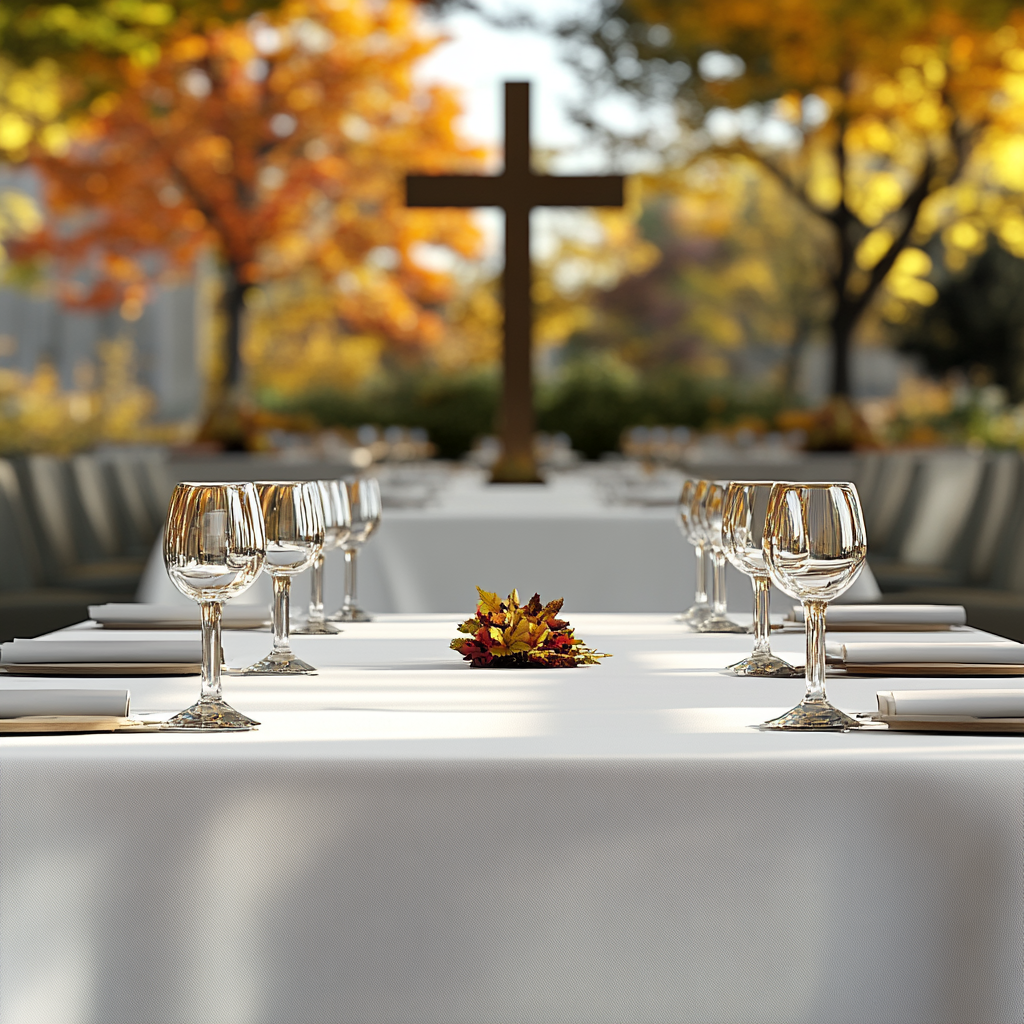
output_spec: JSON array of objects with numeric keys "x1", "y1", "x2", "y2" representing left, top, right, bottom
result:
[
  {"x1": 782, "y1": 316, "x2": 811, "y2": 392},
  {"x1": 196, "y1": 265, "x2": 249, "y2": 449},
  {"x1": 222, "y1": 267, "x2": 248, "y2": 390},
  {"x1": 829, "y1": 299, "x2": 855, "y2": 397}
]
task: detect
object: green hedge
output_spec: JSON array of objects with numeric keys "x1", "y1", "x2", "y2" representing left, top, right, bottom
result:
[{"x1": 264, "y1": 357, "x2": 788, "y2": 459}]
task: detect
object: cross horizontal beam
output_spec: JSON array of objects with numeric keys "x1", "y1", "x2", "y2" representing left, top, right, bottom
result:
[{"x1": 406, "y1": 174, "x2": 624, "y2": 210}]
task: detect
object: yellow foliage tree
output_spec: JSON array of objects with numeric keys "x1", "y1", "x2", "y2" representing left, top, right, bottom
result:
[
  {"x1": 16, "y1": 0, "x2": 484, "y2": 443},
  {"x1": 563, "y1": 0, "x2": 1024, "y2": 397}
]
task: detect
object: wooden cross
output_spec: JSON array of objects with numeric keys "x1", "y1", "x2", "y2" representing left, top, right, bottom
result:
[{"x1": 407, "y1": 81, "x2": 624, "y2": 482}]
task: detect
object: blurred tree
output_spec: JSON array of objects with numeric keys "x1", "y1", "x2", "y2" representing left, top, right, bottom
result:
[
  {"x1": 0, "y1": 2, "x2": 281, "y2": 65},
  {"x1": 15, "y1": 0, "x2": 484, "y2": 443},
  {"x1": 0, "y1": 2, "x2": 285, "y2": 162},
  {"x1": 556, "y1": 0, "x2": 1024, "y2": 403},
  {"x1": 557, "y1": 165, "x2": 833, "y2": 392},
  {"x1": 898, "y1": 234, "x2": 1024, "y2": 399}
]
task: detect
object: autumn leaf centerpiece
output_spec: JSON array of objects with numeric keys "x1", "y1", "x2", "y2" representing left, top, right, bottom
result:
[{"x1": 451, "y1": 588, "x2": 609, "y2": 668}]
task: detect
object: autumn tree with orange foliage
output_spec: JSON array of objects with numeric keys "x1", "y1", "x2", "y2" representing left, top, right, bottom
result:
[
  {"x1": 559, "y1": 0, "x2": 1024, "y2": 409},
  {"x1": 17, "y1": 0, "x2": 483, "y2": 441}
]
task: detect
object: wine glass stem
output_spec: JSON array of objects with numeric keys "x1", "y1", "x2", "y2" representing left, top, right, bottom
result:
[
  {"x1": 308, "y1": 553, "x2": 325, "y2": 623},
  {"x1": 694, "y1": 542, "x2": 707, "y2": 605},
  {"x1": 344, "y1": 548, "x2": 358, "y2": 610},
  {"x1": 752, "y1": 575, "x2": 772, "y2": 655},
  {"x1": 272, "y1": 576, "x2": 293, "y2": 657},
  {"x1": 803, "y1": 599, "x2": 828, "y2": 703},
  {"x1": 711, "y1": 548, "x2": 728, "y2": 616},
  {"x1": 200, "y1": 600, "x2": 223, "y2": 702}
]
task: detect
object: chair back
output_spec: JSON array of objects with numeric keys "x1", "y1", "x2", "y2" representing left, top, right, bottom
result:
[
  {"x1": 0, "y1": 458, "x2": 46, "y2": 591},
  {"x1": 18, "y1": 454, "x2": 83, "y2": 573},
  {"x1": 71, "y1": 454, "x2": 122, "y2": 557},
  {"x1": 895, "y1": 449, "x2": 987, "y2": 569},
  {"x1": 863, "y1": 450, "x2": 921, "y2": 556},
  {"x1": 139, "y1": 454, "x2": 174, "y2": 528},
  {"x1": 964, "y1": 451, "x2": 1021, "y2": 585}
]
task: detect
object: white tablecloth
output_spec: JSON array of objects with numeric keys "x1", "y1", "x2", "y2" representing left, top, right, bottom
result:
[
  {"x1": 137, "y1": 471, "x2": 881, "y2": 613},
  {"x1": 0, "y1": 616, "x2": 1020, "y2": 1024}
]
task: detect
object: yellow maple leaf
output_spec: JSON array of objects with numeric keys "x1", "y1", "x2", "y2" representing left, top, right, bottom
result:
[{"x1": 477, "y1": 587, "x2": 503, "y2": 615}]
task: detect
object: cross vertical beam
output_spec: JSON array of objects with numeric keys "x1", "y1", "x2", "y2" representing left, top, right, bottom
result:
[
  {"x1": 407, "y1": 81, "x2": 624, "y2": 482},
  {"x1": 501, "y1": 83, "x2": 534, "y2": 482}
]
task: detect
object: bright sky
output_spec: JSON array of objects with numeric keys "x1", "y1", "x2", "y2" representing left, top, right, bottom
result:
[
  {"x1": 417, "y1": 0, "x2": 602, "y2": 171},
  {"x1": 414, "y1": 1, "x2": 666, "y2": 269}
]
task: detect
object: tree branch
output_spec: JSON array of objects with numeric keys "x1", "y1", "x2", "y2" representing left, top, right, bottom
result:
[
  {"x1": 711, "y1": 141, "x2": 824, "y2": 221},
  {"x1": 850, "y1": 157, "x2": 934, "y2": 318},
  {"x1": 849, "y1": 86, "x2": 984, "y2": 319}
]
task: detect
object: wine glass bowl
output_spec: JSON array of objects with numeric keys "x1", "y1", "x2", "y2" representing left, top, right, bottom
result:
[
  {"x1": 694, "y1": 480, "x2": 749, "y2": 634},
  {"x1": 676, "y1": 478, "x2": 711, "y2": 627},
  {"x1": 292, "y1": 479, "x2": 352, "y2": 636},
  {"x1": 764, "y1": 485, "x2": 867, "y2": 600},
  {"x1": 163, "y1": 482, "x2": 265, "y2": 729},
  {"x1": 762, "y1": 482, "x2": 867, "y2": 729},
  {"x1": 721, "y1": 482, "x2": 799, "y2": 677},
  {"x1": 240, "y1": 481, "x2": 325, "y2": 674},
  {"x1": 330, "y1": 477, "x2": 381, "y2": 623},
  {"x1": 348, "y1": 483, "x2": 381, "y2": 546}
]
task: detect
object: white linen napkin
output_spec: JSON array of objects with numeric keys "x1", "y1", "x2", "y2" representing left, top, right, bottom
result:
[
  {"x1": 790, "y1": 604, "x2": 967, "y2": 626},
  {"x1": 1, "y1": 639, "x2": 202, "y2": 664},
  {"x1": 0, "y1": 689, "x2": 129, "y2": 717},
  {"x1": 877, "y1": 689, "x2": 1024, "y2": 718},
  {"x1": 828, "y1": 641, "x2": 1024, "y2": 665},
  {"x1": 88, "y1": 603, "x2": 267, "y2": 627}
]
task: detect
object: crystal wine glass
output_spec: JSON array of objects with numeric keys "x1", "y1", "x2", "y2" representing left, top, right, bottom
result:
[
  {"x1": 676, "y1": 478, "x2": 711, "y2": 627},
  {"x1": 721, "y1": 481, "x2": 800, "y2": 676},
  {"x1": 163, "y1": 482, "x2": 266, "y2": 729},
  {"x1": 240, "y1": 481, "x2": 325, "y2": 675},
  {"x1": 694, "y1": 480, "x2": 749, "y2": 634},
  {"x1": 292, "y1": 479, "x2": 352, "y2": 635},
  {"x1": 762, "y1": 482, "x2": 867, "y2": 729},
  {"x1": 330, "y1": 477, "x2": 381, "y2": 623}
]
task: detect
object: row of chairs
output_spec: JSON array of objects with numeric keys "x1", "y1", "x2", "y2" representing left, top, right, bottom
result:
[
  {"x1": 0, "y1": 450, "x2": 173, "y2": 640},
  {"x1": 857, "y1": 448, "x2": 1024, "y2": 639}
]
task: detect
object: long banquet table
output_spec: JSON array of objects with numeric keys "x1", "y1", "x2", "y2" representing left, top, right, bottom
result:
[
  {"x1": 2, "y1": 615, "x2": 1022, "y2": 1024},
  {"x1": 136, "y1": 472, "x2": 882, "y2": 614}
]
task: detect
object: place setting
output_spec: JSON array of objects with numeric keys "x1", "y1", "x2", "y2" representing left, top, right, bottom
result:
[
  {"x1": 0, "y1": 473, "x2": 385, "y2": 733},
  {"x1": 678, "y1": 475, "x2": 1024, "y2": 734}
]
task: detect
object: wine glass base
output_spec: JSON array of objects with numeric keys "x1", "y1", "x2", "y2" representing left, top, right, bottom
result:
[
  {"x1": 695, "y1": 615, "x2": 751, "y2": 634},
  {"x1": 165, "y1": 697, "x2": 259, "y2": 731},
  {"x1": 761, "y1": 700, "x2": 860, "y2": 730},
  {"x1": 329, "y1": 607, "x2": 373, "y2": 623},
  {"x1": 291, "y1": 619, "x2": 342, "y2": 636},
  {"x1": 675, "y1": 605, "x2": 711, "y2": 626},
  {"x1": 237, "y1": 652, "x2": 318, "y2": 675},
  {"x1": 727, "y1": 653, "x2": 802, "y2": 677}
]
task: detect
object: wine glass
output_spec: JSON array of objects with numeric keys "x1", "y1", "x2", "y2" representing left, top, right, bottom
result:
[
  {"x1": 292, "y1": 479, "x2": 352, "y2": 635},
  {"x1": 694, "y1": 480, "x2": 749, "y2": 634},
  {"x1": 762, "y1": 482, "x2": 867, "y2": 729},
  {"x1": 721, "y1": 481, "x2": 800, "y2": 676},
  {"x1": 330, "y1": 477, "x2": 381, "y2": 623},
  {"x1": 163, "y1": 482, "x2": 266, "y2": 729},
  {"x1": 240, "y1": 481, "x2": 325, "y2": 675},
  {"x1": 676, "y1": 478, "x2": 711, "y2": 627}
]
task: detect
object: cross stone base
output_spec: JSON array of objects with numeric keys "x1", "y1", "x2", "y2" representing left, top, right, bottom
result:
[{"x1": 490, "y1": 452, "x2": 544, "y2": 484}]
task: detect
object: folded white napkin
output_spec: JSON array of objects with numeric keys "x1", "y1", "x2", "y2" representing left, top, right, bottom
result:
[
  {"x1": 791, "y1": 604, "x2": 967, "y2": 626},
  {"x1": 0, "y1": 639, "x2": 202, "y2": 664},
  {"x1": 828, "y1": 641, "x2": 1024, "y2": 665},
  {"x1": 877, "y1": 689, "x2": 1024, "y2": 718},
  {"x1": 88, "y1": 604, "x2": 266, "y2": 627},
  {"x1": 0, "y1": 689, "x2": 129, "y2": 717}
]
